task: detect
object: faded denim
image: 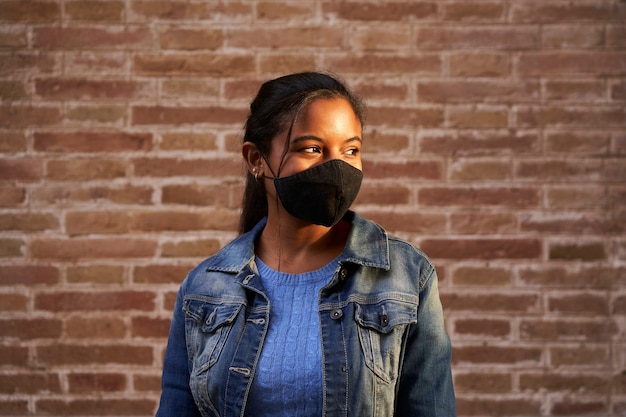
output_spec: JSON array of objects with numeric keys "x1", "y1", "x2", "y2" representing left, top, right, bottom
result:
[{"x1": 156, "y1": 212, "x2": 456, "y2": 417}]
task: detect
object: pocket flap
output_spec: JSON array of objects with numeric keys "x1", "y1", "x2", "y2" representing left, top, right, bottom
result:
[
  {"x1": 354, "y1": 299, "x2": 417, "y2": 334},
  {"x1": 183, "y1": 298, "x2": 242, "y2": 333}
]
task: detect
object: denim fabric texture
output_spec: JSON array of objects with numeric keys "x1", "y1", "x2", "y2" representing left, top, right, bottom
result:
[{"x1": 156, "y1": 212, "x2": 456, "y2": 417}]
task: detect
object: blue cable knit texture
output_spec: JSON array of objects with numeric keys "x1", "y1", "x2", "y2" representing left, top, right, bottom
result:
[{"x1": 245, "y1": 257, "x2": 337, "y2": 417}]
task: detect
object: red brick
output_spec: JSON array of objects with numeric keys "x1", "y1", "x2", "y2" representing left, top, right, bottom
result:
[
  {"x1": 363, "y1": 160, "x2": 441, "y2": 180},
  {"x1": 324, "y1": 1, "x2": 437, "y2": 21},
  {"x1": 454, "y1": 372, "x2": 512, "y2": 393},
  {"x1": 0, "y1": 212, "x2": 59, "y2": 232},
  {"x1": 65, "y1": 209, "x2": 238, "y2": 235},
  {"x1": 520, "y1": 373, "x2": 609, "y2": 393},
  {"x1": 552, "y1": 400, "x2": 607, "y2": 416},
  {"x1": 516, "y1": 159, "x2": 603, "y2": 181},
  {"x1": 230, "y1": 27, "x2": 343, "y2": 49},
  {"x1": 0, "y1": 27, "x2": 27, "y2": 48},
  {"x1": 257, "y1": 1, "x2": 315, "y2": 20},
  {"x1": 32, "y1": 184, "x2": 153, "y2": 205},
  {"x1": 134, "y1": 373, "x2": 161, "y2": 391},
  {"x1": 132, "y1": 157, "x2": 244, "y2": 178},
  {"x1": 133, "y1": 54, "x2": 255, "y2": 76},
  {"x1": 0, "y1": 293, "x2": 28, "y2": 311},
  {"x1": 545, "y1": 131, "x2": 610, "y2": 154},
  {"x1": 162, "y1": 184, "x2": 232, "y2": 207},
  {"x1": 34, "y1": 131, "x2": 152, "y2": 153},
  {"x1": 160, "y1": 132, "x2": 218, "y2": 150},
  {"x1": 548, "y1": 293, "x2": 609, "y2": 316},
  {"x1": 68, "y1": 372, "x2": 126, "y2": 393},
  {"x1": 65, "y1": 1, "x2": 124, "y2": 22},
  {"x1": 65, "y1": 317, "x2": 126, "y2": 339},
  {"x1": 46, "y1": 158, "x2": 127, "y2": 181},
  {"x1": 449, "y1": 52, "x2": 510, "y2": 77},
  {"x1": 443, "y1": 2, "x2": 504, "y2": 21},
  {"x1": 519, "y1": 265, "x2": 622, "y2": 289},
  {"x1": 419, "y1": 80, "x2": 538, "y2": 103},
  {"x1": 34, "y1": 27, "x2": 151, "y2": 49},
  {"x1": 354, "y1": 183, "x2": 410, "y2": 206},
  {"x1": 549, "y1": 241, "x2": 606, "y2": 261},
  {"x1": 542, "y1": 25, "x2": 604, "y2": 49},
  {"x1": 326, "y1": 53, "x2": 442, "y2": 76},
  {"x1": 132, "y1": 105, "x2": 245, "y2": 126},
  {"x1": 0, "y1": 52, "x2": 56, "y2": 75},
  {"x1": 0, "y1": 80, "x2": 26, "y2": 100},
  {"x1": 520, "y1": 319, "x2": 617, "y2": 341},
  {"x1": 36, "y1": 344, "x2": 154, "y2": 365},
  {"x1": 520, "y1": 212, "x2": 620, "y2": 235},
  {"x1": 0, "y1": 318, "x2": 63, "y2": 340},
  {"x1": 453, "y1": 345, "x2": 542, "y2": 365},
  {"x1": 0, "y1": 373, "x2": 61, "y2": 394},
  {"x1": 0, "y1": 132, "x2": 27, "y2": 153},
  {"x1": 133, "y1": 264, "x2": 194, "y2": 284},
  {"x1": 454, "y1": 318, "x2": 511, "y2": 338},
  {"x1": 448, "y1": 106, "x2": 509, "y2": 128},
  {"x1": 614, "y1": 295, "x2": 626, "y2": 315},
  {"x1": 258, "y1": 54, "x2": 319, "y2": 75},
  {"x1": 450, "y1": 212, "x2": 517, "y2": 235},
  {"x1": 550, "y1": 346, "x2": 609, "y2": 367},
  {"x1": 360, "y1": 211, "x2": 446, "y2": 234},
  {"x1": 546, "y1": 186, "x2": 607, "y2": 210},
  {"x1": 36, "y1": 398, "x2": 156, "y2": 416},
  {"x1": 354, "y1": 80, "x2": 410, "y2": 102},
  {"x1": 0, "y1": 106, "x2": 61, "y2": 128},
  {"x1": 29, "y1": 238, "x2": 157, "y2": 260},
  {"x1": 545, "y1": 79, "x2": 607, "y2": 101},
  {"x1": 67, "y1": 265, "x2": 125, "y2": 284},
  {"x1": 421, "y1": 238, "x2": 541, "y2": 260},
  {"x1": 449, "y1": 159, "x2": 510, "y2": 180},
  {"x1": 0, "y1": 238, "x2": 23, "y2": 257},
  {"x1": 418, "y1": 26, "x2": 538, "y2": 50},
  {"x1": 63, "y1": 51, "x2": 127, "y2": 74},
  {"x1": 132, "y1": 316, "x2": 171, "y2": 338},
  {"x1": 518, "y1": 52, "x2": 626, "y2": 76},
  {"x1": 421, "y1": 130, "x2": 540, "y2": 156},
  {"x1": 0, "y1": 158, "x2": 43, "y2": 181},
  {"x1": 348, "y1": 25, "x2": 412, "y2": 51},
  {"x1": 161, "y1": 239, "x2": 222, "y2": 258},
  {"x1": 0, "y1": 265, "x2": 59, "y2": 286},
  {"x1": 456, "y1": 397, "x2": 541, "y2": 416},
  {"x1": 511, "y1": 1, "x2": 622, "y2": 23},
  {"x1": 159, "y1": 28, "x2": 223, "y2": 50},
  {"x1": 35, "y1": 79, "x2": 154, "y2": 99},
  {"x1": 0, "y1": 346, "x2": 28, "y2": 367},
  {"x1": 419, "y1": 186, "x2": 539, "y2": 208},
  {"x1": 66, "y1": 104, "x2": 126, "y2": 123},
  {"x1": 130, "y1": 0, "x2": 250, "y2": 20},
  {"x1": 612, "y1": 80, "x2": 626, "y2": 101},
  {"x1": 162, "y1": 79, "x2": 220, "y2": 100},
  {"x1": 452, "y1": 266, "x2": 513, "y2": 286},
  {"x1": 35, "y1": 290, "x2": 155, "y2": 311},
  {"x1": 442, "y1": 293, "x2": 539, "y2": 313},
  {"x1": 607, "y1": 24, "x2": 626, "y2": 48},
  {"x1": 1, "y1": 1, "x2": 60, "y2": 22}
]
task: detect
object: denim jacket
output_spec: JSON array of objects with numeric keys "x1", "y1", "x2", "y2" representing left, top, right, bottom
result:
[{"x1": 156, "y1": 212, "x2": 456, "y2": 417}]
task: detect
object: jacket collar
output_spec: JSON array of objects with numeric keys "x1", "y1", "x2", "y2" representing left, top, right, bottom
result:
[{"x1": 204, "y1": 211, "x2": 390, "y2": 273}]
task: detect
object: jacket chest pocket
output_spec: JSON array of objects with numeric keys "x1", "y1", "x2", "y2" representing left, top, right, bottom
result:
[
  {"x1": 354, "y1": 299, "x2": 417, "y2": 384},
  {"x1": 183, "y1": 298, "x2": 243, "y2": 375}
]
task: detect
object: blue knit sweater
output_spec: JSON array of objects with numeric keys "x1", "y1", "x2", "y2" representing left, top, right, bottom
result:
[{"x1": 245, "y1": 257, "x2": 337, "y2": 417}]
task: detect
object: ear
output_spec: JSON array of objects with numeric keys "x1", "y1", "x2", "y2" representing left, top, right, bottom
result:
[{"x1": 242, "y1": 141, "x2": 264, "y2": 177}]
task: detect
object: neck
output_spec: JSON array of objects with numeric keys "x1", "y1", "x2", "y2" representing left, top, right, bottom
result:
[{"x1": 256, "y1": 215, "x2": 350, "y2": 274}]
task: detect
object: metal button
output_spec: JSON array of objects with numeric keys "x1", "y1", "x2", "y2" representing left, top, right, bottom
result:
[
  {"x1": 339, "y1": 267, "x2": 348, "y2": 281},
  {"x1": 330, "y1": 309, "x2": 343, "y2": 320},
  {"x1": 380, "y1": 314, "x2": 389, "y2": 326}
]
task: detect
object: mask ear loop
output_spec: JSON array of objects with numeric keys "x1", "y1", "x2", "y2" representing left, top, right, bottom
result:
[{"x1": 260, "y1": 101, "x2": 308, "y2": 272}]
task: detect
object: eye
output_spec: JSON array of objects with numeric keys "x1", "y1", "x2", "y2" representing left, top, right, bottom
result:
[
  {"x1": 302, "y1": 146, "x2": 322, "y2": 154},
  {"x1": 345, "y1": 147, "x2": 360, "y2": 156}
]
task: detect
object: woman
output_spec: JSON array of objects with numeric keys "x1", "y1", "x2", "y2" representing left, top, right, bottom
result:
[{"x1": 156, "y1": 72, "x2": 456, "y2": 417}]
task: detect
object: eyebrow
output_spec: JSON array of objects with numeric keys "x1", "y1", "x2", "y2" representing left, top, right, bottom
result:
[{"x1": 291, "y1": 135, "x2": 362, "y2": 144}]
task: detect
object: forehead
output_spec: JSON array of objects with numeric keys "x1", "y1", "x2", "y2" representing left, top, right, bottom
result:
[{"x1": 291, "y1": 98, "x2": 362, "y2": 133}]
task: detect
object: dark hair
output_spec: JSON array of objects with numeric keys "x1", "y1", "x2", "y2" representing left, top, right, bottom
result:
[{"x1": 238, "y1": 72, "x2": 365, "y2": 234}]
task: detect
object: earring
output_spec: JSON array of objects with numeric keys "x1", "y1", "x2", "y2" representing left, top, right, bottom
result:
[{"x1": 252, "y1": 169, "x2": 259, "y2": 182}]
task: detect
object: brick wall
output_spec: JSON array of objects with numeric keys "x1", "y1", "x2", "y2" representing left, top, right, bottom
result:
[{"x1": 1, "y1": 1, "x2": 624, "y2": 416}]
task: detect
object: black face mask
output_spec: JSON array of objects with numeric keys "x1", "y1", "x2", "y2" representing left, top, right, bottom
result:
[{"x1": 268, "y1": 159, "x2": 363, "y2": 227}]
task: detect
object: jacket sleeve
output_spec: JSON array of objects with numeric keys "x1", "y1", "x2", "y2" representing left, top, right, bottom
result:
[
  {"x1": 394, "y1": 267, "x2": 457, "y2": 416},
  {"x1": 155, "y1": 286, "x2": 202, "y2": 417}
]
